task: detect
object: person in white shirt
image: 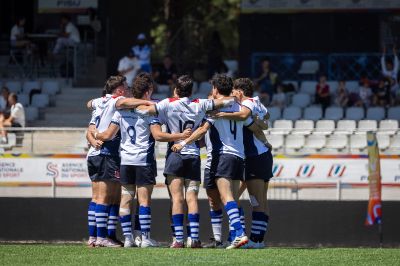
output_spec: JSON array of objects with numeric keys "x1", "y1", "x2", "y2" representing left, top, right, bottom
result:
[
  {"x1": 381, "y1": 46, "x2": 399, "y2": 82},
  {"x1": 118, "y1": 50, "x2": 141, "y2": 87},
  {"x1": 270, "y1": 84, "x2": 286, "y2": 108},
  {"x1": 53, "y1": 15, "x2": 81, "y2": 54},
  {"x1": 10, "y1": 17, "x2": 31, "y2": 49},
  {"x1": 132, "y1": 33, "x2": 152, "y2": 73},
  {"x1": 0, "y1": 93, "x2": 25, "y2": 143}
]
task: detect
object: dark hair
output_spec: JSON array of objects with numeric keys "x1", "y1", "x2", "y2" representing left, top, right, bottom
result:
[
  {"x1": 61, "y1": 14, "x2": 71, "y2": 21},
  {"x1": 210, "y1": 74, "x2": 233, "y2": 96},
  {"x1": 1, "y1": 86, "x2": 10, "y2": 94},
  {"x1": 233, "y1": 78, "x2": 254, "y2": 97},
  {"x1": 132, "y1": 76, "x2": 152, "y2": 99},
  {"x1": 104, "y1": 75, "x2": 126, "y2": 94},
  {"x1": 175, "y1": 75, "x2": 193, "y2": 97},
  {"x1": 9, "y1": 93, "x2": 17, "y2": 102},
  {"x1": 16, "y1": 16, "x2": 25, "y2": 24}
]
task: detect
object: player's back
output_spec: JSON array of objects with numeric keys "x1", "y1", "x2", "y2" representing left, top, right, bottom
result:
[{"x1": 207, "y1": 101, "x2": 248, "y2": 159}]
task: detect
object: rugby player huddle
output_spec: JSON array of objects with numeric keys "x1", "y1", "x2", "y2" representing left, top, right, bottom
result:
[{"x1": 85, "y1": 73, "x2": 273, "y2": 249}]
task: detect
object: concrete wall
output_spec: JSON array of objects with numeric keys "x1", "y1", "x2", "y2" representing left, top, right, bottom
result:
[{"x1": 1, "y1": 198, "x2": 398, "y2": 247}]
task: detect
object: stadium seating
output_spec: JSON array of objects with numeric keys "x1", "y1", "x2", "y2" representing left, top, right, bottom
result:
[
  {"x1": 366, "y1": 107, "x2": 385, "y2": 121},
  {"x1": 291, "y1": 93, "x2": 311, "y2": 108},
  {"x1": 199, "y1": 81, "x2": 212, "y2": 91},
  {"x1": 376, "y1": 132, "x2": 390, "y2": 150},
  {"x1": 303, "y1": 106, "x2": 323, "y2": 121},
  {"x1": 357, "y1": 120, "x2": 378, "y2": 132},
  {"x1": 350, "y1": 133, "x2": 367, "y2": 154},
  {"x1": 282, "y1": 106, "x2": 302, "y2": 120},
  {"x1": 304, "y1": 134, "x2": 326, "y2": 150},
  {"x1": 17, "y1": 94, "x2": 30, "y2": 107},
  {"x1": 314, "y1": 120, "x2": 335, "y2": 135},
  {"x1": 42, "y1": 81, "x2": 60, "y2": 95},
  {"x1": 300, "y1": 81, "x2": 317, "y2": 95},
  {"x1": 345, "y1": 107, "x2": 364, "y2": 120},
  {"x1": 31, "y1": 94, "x2": 50, "y2": 108},
  {"x1": 285, "y1": 134, "x2": 305, "y2": 152},
  {"x1": 157, "y1": 84, "x2": 170, "y2": 94},
  {"x1": 324, "y1": 134, "x2": 347, "y2": 152},
  {"x1": 25, "y1": 106, "x2": 39, "y2": 121},
  {"x1": 378, "y1": 120, "x2": 398, "y2": 135},
  {"x1": 293, "y1": 120, "x2": 313, "y2": 135},
  {"x1": 5, "y1": 81, "x2": 22, "y2": 93},
  {"x1": 324, "y1": 106, "x2": 344, "y2": 121},
  {"x1": 272, "y1": 119, "x2": 293, "y2": 134},
  {"x1": 267, "y1": 106, "x2": 281, "y2": 122},
  {"x1": 327, "y1": 81, "x2": 338, "y2": 94},
  {"x1": 387, "y1": 107, "x2": 400, "y2": 120},
  {"x1": 266, "y1": 133, "x2": 284, "y2": 152},
  {"x1": 22, "y1": 81, "x2": 40, "y2": 95},
  {"x1": 345, "y1": 81, "x2": 359, "y2": 93},
  {"x1": 386, "y1": 134, "x2": 400, "y2": 154},
  {"x1": 336, "y1": 120, "x2": 357, "y2": 135}
]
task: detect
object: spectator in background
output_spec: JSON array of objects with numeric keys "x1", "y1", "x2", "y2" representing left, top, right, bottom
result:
[
  {"x1": 315, "y1": 75, "x2": 330, "y2": 111},
  {"x1": 132, "y1": 33, "x2": 152, "y2": 73},
  {"x1": 207, "y1": 31, "x2": 225, "y2": 78},
  {"x1": 335, "y1": 80, "x2": 349, "y2": 107},
  {"x1": 355, "y1": 79, "x2": 372, "y2": 108},
  {"x1": 10, "y1": 17, "x2": 31, "y2": 50},
  {"x1": 118, "y1": 50, "x2": 141, "y2": 87},
  {"x1": 0, "y1": 93, "x2": 25, "y2": 144},
  {"x1": 53, "y1": 14, "x2": 81, "y2": 55},
  {"x1": 153, "y1": 55, "x2": 178, "y2": 86},
  {"x1": 381, "y1": 46, "x2": 399, "y2": 83},
  {"x1": 0, "y1": 87, "x2": 10, "y2": 113},
  {"x1": 254, "y1": 58, "x2": 279, "y2": 105},
  {"x1": 373, "y1": 77, "x2": 391, "y2": 107},
  {"x1": 270, "y1": 84, "x2": 286, "y2": 108}
]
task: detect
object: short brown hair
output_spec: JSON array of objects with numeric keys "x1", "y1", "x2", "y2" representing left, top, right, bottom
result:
[
  {"x1": 104, "y1": 75, "x2": 126, "y2": 94},
  {"x1": 175, "y1": 75, "x2": 193, "y2": 98},
  {"x1": 210, "y1": 74, "x2": 233, "y2": 96},
  {"x1": 233, "y1": 78, "x2": 254, "y2": 97},
  {"x1": 132, "y1": 76, "x2": 152, "y2": 99}
]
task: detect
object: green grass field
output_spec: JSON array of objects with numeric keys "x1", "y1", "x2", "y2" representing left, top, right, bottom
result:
[{"x1": 0, "y1": 245, "x2": 399, "y2": 265}]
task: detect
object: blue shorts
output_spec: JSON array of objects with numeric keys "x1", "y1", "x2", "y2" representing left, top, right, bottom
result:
[
  {"x1": 87, "y1": 155, "x2": 120, "y2": 182},
  {"x1": 163, "y1": 152, "x2": 201, "y2": 182},
  {"x1": 120, "y1": 163, "x2": 156, "y2": 186},
  {"x1": 210, "y1": 153, "x2": 244, "y2": 181},
  {"x1": 245, "y1": 150, "x2": 273, "y2": 182},
  {"x1": 203, "y1": 167, "x2": 217, "y2": 190}
]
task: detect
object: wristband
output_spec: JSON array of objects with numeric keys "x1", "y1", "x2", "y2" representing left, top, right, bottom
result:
[{"x1": 181, "y1": 141, "x2": 187, "y2": 147}]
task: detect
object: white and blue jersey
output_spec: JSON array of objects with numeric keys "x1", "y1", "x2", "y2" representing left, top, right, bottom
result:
[
  {"x1": 111, "y1": 110, "x2": 158, "y2": 166},
  {"x1": 204, "y1": 130, "x2": 212, "y2": 169},
  {"x1": 90, "y1": 94, "x2": 124, "y2": 157},
  {"x1": 241, "y1": 97, "x2": 269, "y2": 157},
  {"x1": 206, "y1": 101, "x2": 252, "y2": 159},
  {"x1": 155, "y1": 97, "x2": 214, "y2": 156},
  {"x1": 87, "y1": 107, "x2": 102, "y2": 158}
]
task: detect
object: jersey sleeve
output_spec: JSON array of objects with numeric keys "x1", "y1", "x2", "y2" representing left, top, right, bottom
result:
[
  {"x1": 110, "y1": 111, "x2": 121, "y2": 126},
  {"x1": 244, "y1": 116, "x2": 254, "y2": 127},
  {"x1": 199, "y1": 99, "x2": 215, "y2": 112},
  {"x1": 205, "y1": 115, "x2": 215, "y2": 125},
  {"x1": 241, "y1": 99, "x2": 255, "y2": 114},
  {"x1": 148, "y1": 115, "x2": 161, "y2": 125},
  {"x1": 155, "y1": 98, "x2": 169, "y2": 116}
]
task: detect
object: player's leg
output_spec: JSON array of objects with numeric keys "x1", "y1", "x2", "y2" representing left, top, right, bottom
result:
[
  {"x1": 205, "y1": 187, "x2": 224, "y2": 248},
  {"x1": 87, "y1": 157, "x2": 100, "y2": 247},
  {"x1": 167, "y1": 176, "x2": 185, "y2": 248},
  {"x1": 107, "y1": 181, "x2": 121, "y2": 242},
  {"x1": 232, "y1": 180, "x2": 246, "y2": 235}
]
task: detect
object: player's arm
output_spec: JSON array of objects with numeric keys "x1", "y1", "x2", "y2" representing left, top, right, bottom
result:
[
  {"x1": 150, "y1": 124, "x2": 192, "y2": 142},
  {"x1": 247, "y1": 121, "x2": 272, "y2": 149},
  {"x1": 93, "y1": 123, "x2": 119, "y2": 141},
  {"x1": 171, "y1": 121, "x2": 211, "y2": 152},
  {"x1": 86, "y1": 124, "x2": 103, "y2": 150},
  {"x1": 87, "y1": 99, "x2": 94, "y2": 110},
  {"x1": 212, "y1": 106, "x2": 251, "y2": 121},
  {"x1": 212, "y1": 96, "x2": 236, "y2": 110},
  {"x1": 253, "y1": 113, "x2": 270, "y2": 130},
  {"x1": 115, "y1": 98, "x2": 155, "y2": 110}
]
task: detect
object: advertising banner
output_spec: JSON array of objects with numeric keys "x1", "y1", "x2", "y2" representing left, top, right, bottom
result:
[{"x1": 38, "y1": 0, "x2": 98, "y2": 13}]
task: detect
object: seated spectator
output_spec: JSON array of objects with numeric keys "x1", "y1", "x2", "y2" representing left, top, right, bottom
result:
[
  {"x1": 0, "y1": 87, "x2": 10, "y2": 113},
  {"x1": 335, "y1": 80, "x2": 349, "y2": 107},
  {"x1": 53, "y1": 14, "x2": 81, "y2": 55},
  {"x1": 132, "y1": 33, "x2": 152, "y2": 73},
  {"x1": 381, "y1": 46, "x2": 399, "y2": 83},
  {"x1": 0, "y1": 93, "x2": 25, "y2": 144},
  {"x1": 373, "y1": 77, "x2": 391, "y2": 107},
  {"x1": 315, "y1": 74, "x2": 330, "y2": 110},
  {"x1": 10, "y1": 17, "x2": 31, "y2": 49},
  {"x1": 254, "y1": 58, "x2": 279, "y2": 105},
  {"x1": 270, "y1": 84, "x2": 286, "y2": 108},
  {"x1": 153, "y1": 55, "x2": 178, "y2": 86},
  {"x1": 118, "y1": 50, "x2": 141, "y2": 87},
  {"x1": 355, "y1": 80, "x2": 372, "y2": 107}
]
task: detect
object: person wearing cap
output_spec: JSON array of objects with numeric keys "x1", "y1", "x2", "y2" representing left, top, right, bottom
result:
[
  {"x1": 118, "y1": 50, "x2": 141, "y2": 87},
  {"x1": 132, "y1": 33, "x2": 152, "y2": 73}
]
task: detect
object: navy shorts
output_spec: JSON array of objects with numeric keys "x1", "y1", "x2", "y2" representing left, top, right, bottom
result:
[
  {"x1": 120, "y1": 163, "x2": 156, "y2": 186},
  {"x1": 163, "y1": 152, "x2": 201, "y2": 182},
  {"x1": 245, "y1": 150, "x2": 273, "y2": 182},
  {"x1": 203, "y1": 167, "x2": 217, "y2": 190},
  {"x1": 87, "y1": 155, "x2": 120, "y2": 182},
  {"x1": 210, "y1": 153, "x2": 244, "y2": 181}
]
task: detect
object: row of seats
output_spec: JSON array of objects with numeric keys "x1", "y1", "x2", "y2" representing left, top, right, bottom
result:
[
  {"x1": 271, "y1": 119, "x2": 399, "y2": 135},
  {"x1": 268, "y1": 106, "x2": 400, "y2": 121},
  {"x1": 14, "y1": 93, "x2": 50, "y2": 108},
  {"x1": 284, "y1": 80, "x2": 360, "y2": 95},
  {"x1": 0, "y1": 80, "x2": 60, "y2": 95},
  {"x1": 267, "y1": 131, "x2": 400, "y2": 154}
]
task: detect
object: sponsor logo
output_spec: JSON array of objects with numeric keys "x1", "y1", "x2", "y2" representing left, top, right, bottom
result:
[
  {"x1": 296, "y1": 164, "x2": 315, "y2": 178},
  {"x1": 328, "y1": 164, "x2": 346, "y2": 178},
  {"x1": 272, "y1": 164, "x2": 283, "y2": 177},
  {"x1": 360, "y1": 175, "x2": 368, "y2": 181},
  {"x1": 46, "y1": 162, "x2": 59, "y2": 178},
  {"x1": 394, "y1": 176, "x2": 400, "y2": 182}
]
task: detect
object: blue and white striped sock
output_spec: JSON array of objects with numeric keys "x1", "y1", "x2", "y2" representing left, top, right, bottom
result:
[
  {"x1": 188, "y1": 213, "x2": 200, "y2": 241},
  {"x1": 209, "y1": 209, "x2": 223, "y2": 242},
  {"x1": 120, "y1": 214, "x2": 132, "y2": 238},
  {"x1": 170, "y1": 224, "x2": 176, "y2": 238},
  {"x1": 95, "y1": 204, "x2": 109, "y2": 239},
  {"x1": 228, "y1": 225, "x2": 236, "y2": 242},
  {"x1": 186, "y1": 223, "x2": 191, "y2": 239},
  {"x1": 250, "y1": 212, "x2": 268, "y2": 242},
  {"x1": 107, "y1": 204, "x2": 119, "y2": 238},
  {"x1": 139, "y1": 206, "x2": 151, "y2": 240},
  {"x1": 172, "y1": 214, "x2": 184, "y2": 243},
  {"x1": 239, "y1": 207, "x2": 246, "y2": 232},
  {"x1": 88, "y1": 201, "x2": 96, "y2": 237},
  {"x1": 225, "y1": 201, "x2": 244, "y2": 237}
]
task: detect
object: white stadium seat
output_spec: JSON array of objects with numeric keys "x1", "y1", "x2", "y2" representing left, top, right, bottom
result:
[
  {"x1": 293, "y1": 120, "x2": 314, "y2": 135},
  {"x1": 291, "y1": 93, "x2": 311, "y2": 108},
  {"x1": 379, "y1": 120, "x2": 398, "y2": 135},
  {"x1": 25, "y1": 106, "x2": 39, "y2": 121},
  {"x1": 324, "y1": 134, "x2": 347, "y2": 151},
  {"x1": 336, "y1": 120, "x2": 357, "y2": 135},
  {"x1": 285, "y1": 134, "x2": 305, "y2": 151},
  {"x1": 345, "y1": 107, "x2": 364, "y2": 121},
  {"x1": 358, "y1": 120, "x2": 377, "y2": 132},
  {"x1": 23, "y1": 81, "x2": 41, "y2": 94},
  {"x1": 376, "y1": 132, "x2": 390, "y2": 151},
  {"x1": 314, "y1": 120, "x2": 335, "y2": 135},
  {"x1": 282, "y1": 106, "x2": 302, "y2": 121},
  {"x1": 386, "y1": 134, "x2": 400, "y2": 154},
  {"x1": 305, "y1": 134, "x2": 326, "y2": 149},
  {"x1": 303, "y1": 106, "x2": 323, "y2": 121},
  {"x1": 324, "y1": 106, "x2": 344, "y2": 121},
  {"x1": 267, "y1": 106, "x2": 281, "y2": 122},
  {"x1": 387, "y1": 107, "x2": 400, "y2": 121},
  {"x1": 4, "y1": 81, "x2": 22, "y2": 93},
  {"x1": 300, "y1": 81, "x2": 317, "y2": 95},
  {"x1": 272, "y1": 119, "x2": 293, "y2": 134},
  {"x1": 17, "y1": 94, "x2": 30, "y2": 107},
  {"x1": 366, "y1": 107, "x2": 385, "y2": 121},
  {"x1": 31, "y1": 94, "x2": 49, "y2": 108},
  {"x1": 42, "y1": 80, "x2": 60, "y2": 95},
  {"x1": 266, "y1": 133, "x2": 284, "y2": 151},
  {"x1": 350, "y1": 133, "x2": 367, "y2": 154}
]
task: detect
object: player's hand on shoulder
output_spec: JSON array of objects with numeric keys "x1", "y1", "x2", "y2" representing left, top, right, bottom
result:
[
  {"x1": 171, "y1": 144, "x2": 183, "y2": 152},
  {"x1": 94, "y1": 140, "x2": 103, "y2": 150},
  {"x1": 181, "y1": 128, "x2": 192, "y2": 139}
]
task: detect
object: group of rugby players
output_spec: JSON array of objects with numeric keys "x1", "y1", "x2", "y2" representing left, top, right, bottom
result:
[{"x1": 85, "y1": 72, "x2": 273, "y2": 249}]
